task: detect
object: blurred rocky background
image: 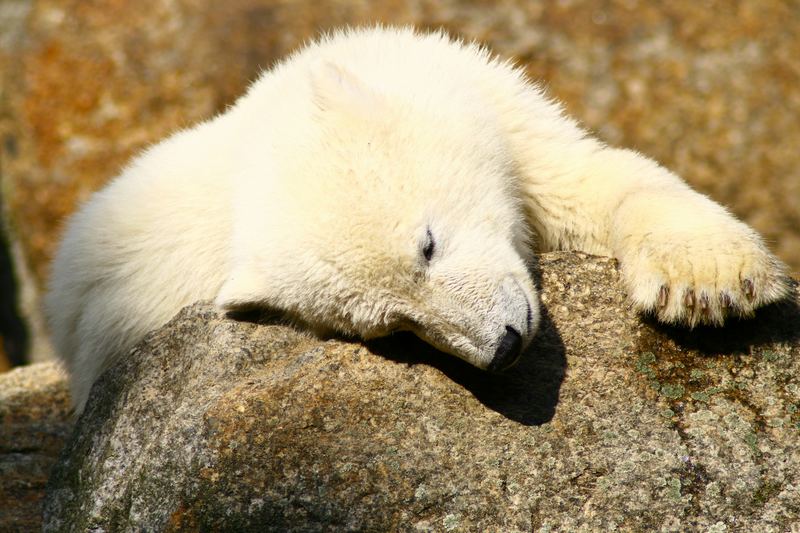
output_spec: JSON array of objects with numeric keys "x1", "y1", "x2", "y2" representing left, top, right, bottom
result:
[{"x1": 1, "y1": 2, "x2": 798, "y2": 366}]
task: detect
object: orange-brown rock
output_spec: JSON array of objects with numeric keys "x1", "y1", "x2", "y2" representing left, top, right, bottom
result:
[
  {"x1": 2, "y1": 0, "x2": 799, "y2": 286},
  {"x1": 1, "y1": 1, "x2": 798, "y2": 368}
]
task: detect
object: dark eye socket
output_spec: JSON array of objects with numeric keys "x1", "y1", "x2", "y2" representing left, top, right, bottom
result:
[{"x1": 422, "y1": 228, "x2": 435, "y2": 261}]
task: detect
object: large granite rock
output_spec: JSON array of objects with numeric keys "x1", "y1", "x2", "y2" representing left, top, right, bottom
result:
[
  {"x1": 43, "y1": 253, "x2": 800, "y2": 531},
  {"x1": 1, "y1": 0, "x2": 799, "y2": 369},
  {"x1": 0, "y1": 362, "x2": 72, "y2": 532}
]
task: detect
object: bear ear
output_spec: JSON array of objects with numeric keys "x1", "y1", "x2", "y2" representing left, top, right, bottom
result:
[{"x1": 310, "y1": 60, "x2": 382, "y2": 116}]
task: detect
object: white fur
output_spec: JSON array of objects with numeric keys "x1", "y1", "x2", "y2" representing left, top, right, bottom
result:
[{"x1": 45, "y1": 27, "x2": 788, "y2": 413}]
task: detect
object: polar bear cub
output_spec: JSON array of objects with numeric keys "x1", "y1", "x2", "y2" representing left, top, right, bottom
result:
[{"x1": 45, "y1": 27, "x2": 788, "y2": 413}]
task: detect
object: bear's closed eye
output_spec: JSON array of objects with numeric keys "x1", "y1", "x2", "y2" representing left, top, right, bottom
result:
[{"x1": 423, "y1": 228, "x2": 435, "y2": 262}]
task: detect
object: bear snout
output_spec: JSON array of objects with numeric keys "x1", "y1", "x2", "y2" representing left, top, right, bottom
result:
[{"x1": 487, "y1": 325, "x2": 523, "y2": 372}]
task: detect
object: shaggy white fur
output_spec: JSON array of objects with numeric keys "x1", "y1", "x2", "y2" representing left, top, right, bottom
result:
[{"x1": 45, "y1": 27, "x2": 788, "y2": 413}]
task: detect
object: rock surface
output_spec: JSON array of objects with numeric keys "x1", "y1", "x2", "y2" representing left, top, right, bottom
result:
[
  {"x1": 0, "y1": 362, "x2": 72, "y2": 532},
  {"x1": 43, "y1": 253, "x2": 800, "y2": 532}
]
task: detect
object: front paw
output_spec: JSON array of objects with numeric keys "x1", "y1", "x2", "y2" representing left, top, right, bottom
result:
[{"x1": 615, "y1": 203, "x2": 789, "y2": 327}]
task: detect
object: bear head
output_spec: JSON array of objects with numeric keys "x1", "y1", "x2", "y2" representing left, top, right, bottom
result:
[{"x1": 217, "y1": 60, "x2": 540, "y2": 372}]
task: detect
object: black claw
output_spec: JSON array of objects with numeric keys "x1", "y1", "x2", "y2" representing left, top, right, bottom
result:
[
  {"x1": 657, "y1": 285, "x2": 669, "y2": 308},
  {"x1": 720, "y1": 292, "x2": 732, "y2": 309},
  {"x1": 684, "y1": 290, "x2": 695, "y2": 309},
  {"x1": 742, "y1": 279, "x2": 755, "y2": 300},
  {"x1": 699, "y1": 293, "x2": 709, "y2": 315}
]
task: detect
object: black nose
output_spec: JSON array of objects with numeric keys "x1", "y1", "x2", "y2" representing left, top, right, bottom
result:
[{"x1": 488, "y1": 326, "x2": 523, "y2": 372}]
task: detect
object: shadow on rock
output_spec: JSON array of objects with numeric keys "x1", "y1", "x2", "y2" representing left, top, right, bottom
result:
[{"x1": 366, "y1": 305, "x2": 566, "y2": 427}]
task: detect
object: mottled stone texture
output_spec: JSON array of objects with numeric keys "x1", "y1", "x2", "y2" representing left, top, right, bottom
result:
[
  {"x1": 0, "y1": 362, "x2": 72, "y2": 532},
  {"x1": 1, "y1": 0, "x2": 799, "y2": 369},
  {"x1": 41, "y1": 253, "x2": 800, "y2": 532}
]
